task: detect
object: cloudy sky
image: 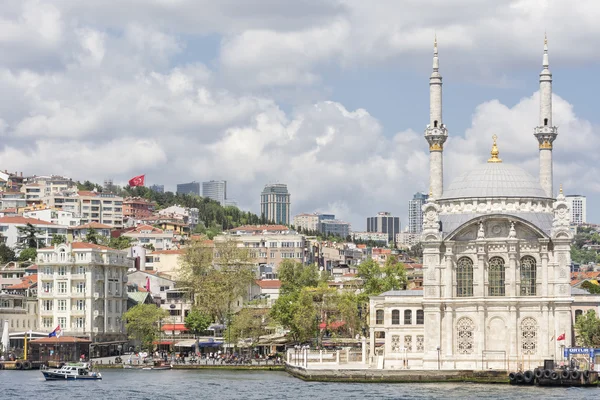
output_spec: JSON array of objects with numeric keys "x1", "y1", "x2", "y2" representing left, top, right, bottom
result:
[{"x1": 0, "y1": 0, "x2": 599, "y2": 230}]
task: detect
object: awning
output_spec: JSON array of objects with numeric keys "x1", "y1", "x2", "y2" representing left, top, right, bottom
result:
[
  {"x1": 174, "y1": 339, "x2": 197, "y2": 347},
  {"x1": 91, "y1": 340, "x2": 128, "y2": 346},
  {"x1": 161, "y1": 323, "x2": 188, "y2": 331},
  {"x1": 318, "y1": 322, "x2": 327, "y2": 329},
  {"x1": 153, "y1": 340, "x2": 174, "y2": 345},
  {"x1": 329, "y1": 321, "x2": 346, "y2": 329}
]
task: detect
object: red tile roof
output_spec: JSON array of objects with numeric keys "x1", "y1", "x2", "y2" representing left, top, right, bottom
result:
[
  {"x1": 72, "y1": 222, "x2": 112, "y2": 230},
  {"x1": 255, "y1": 279, "x2": 282, "y2": 289},
  {"x1": 70, "y1": 242, "x2": 114, "y2": 251},
  {"x1": 129, "y1": 224, "x2": 163, "y2": 233},
  {"x1": 0, "y1": 216, "x2": 57, "y2": 226},
  {"x1": 77, "y1": 191, "x2": 98, "y2": 197},
  {"x1": 151, "y1": 249, "x2": 184, "y2": 255},
  {"x1": 5, "y1": 274, "x2": 38, "y2": 290}
]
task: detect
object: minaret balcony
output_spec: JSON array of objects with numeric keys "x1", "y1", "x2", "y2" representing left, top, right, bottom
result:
[
  {"x1": 534, "y1": 125, "x2": 557, "y2": 135},
  {"x1": 424, "y1": 125, "x2": 448, "y2": 138}
]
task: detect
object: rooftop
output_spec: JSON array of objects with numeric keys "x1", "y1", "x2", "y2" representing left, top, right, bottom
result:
[{"x1": 0, "y1": 216, "x2": 57, "y2": 226}]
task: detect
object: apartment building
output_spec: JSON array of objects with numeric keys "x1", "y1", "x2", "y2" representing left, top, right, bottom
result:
[
  {"x1": 123, "y1": 197, "x2": 155, "y2": 219},
  {"x1": 566, "y1": 195, "x2": 587, "y2": 225},
  {"x1": 43, "y1": 190, "x2": 123, "y2": 228},
  {"x1": 319, "y1": 219, "x2": 351, "y2": 238},
  {"x1": 36, "y1": 242, "x2": 130, "y2": 344},
  {"x1": 122, "y1": 224, "x2": 175, "y2": 250},
  {"x1": 293, "y1": 213, "x2": 335, "y2": 232},
  {"x1": 366, "y1": 211, "x2": 400, "y2": 244},
  {"x1": 23, "y1": 209, "x2": 81, "y2": 227},
  {"x1": 157, "y1": 205, "x2": 199, "y2": 229},
  {"x1": 216, "y1": 225, "x2": 306, "y2": 272},
  {"x1": 71, "y1": 222, "x2": 112, "y2": 242},
  {"x1": 0, "y1": 216, "x2": 68, "y2": 250},
  {"x1": 0, "y1": 192, "x2": 26, "y2": 210},
  {"x1": 202, "y1": 180, "x2": 227, "y2": 205},
  {"x1": 260, "y1": 184, "x2": 291, "y2": 225},
  {"x1": 408, "y1": 192, "x2": 428, "y2": 234},
  {"x1": 25, "y1": 175, "x2": 75, "y2": 196}
]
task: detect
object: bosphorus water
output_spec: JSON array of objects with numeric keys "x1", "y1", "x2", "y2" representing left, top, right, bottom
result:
[{"x1": 2, "y1": 369, "x2": 599, "y2": 399}]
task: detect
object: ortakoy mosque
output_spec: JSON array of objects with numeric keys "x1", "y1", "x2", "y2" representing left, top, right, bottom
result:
[{"x1": 368, "y1": 38, "x2": 592, "y2": 370}]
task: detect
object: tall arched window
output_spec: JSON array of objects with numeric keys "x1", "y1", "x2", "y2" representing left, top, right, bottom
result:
[
  {"x1": 521, "y1": 318, "x2": 537, "y2": 355},
  {"x1": 488, "y1": 257, "x2": 505, "y2": 296},
  {"x1": 404, "y1": 310, "x2": 412, "y2": 325},
  {"x1": 456, "y1": 257, "x2": 473, "y2": 297},
  {"x1": 391, "y1": 310, "x2": 400, "y2": 325},
  {"x1": 375, "y1": 310, "x2": 384, "y2": 325},
  {"x1": 575, "y1": 309, "x2": 583, "y2": 321},
  {"x1": 456, "y1": 317, "x2": 475, "y2": 354},
  {"x1": 520, "y1": 256, "x2": 537, "y2": 296},
  {"x1": 416, "y1": 310, "x2": 424, "y2": 325}
]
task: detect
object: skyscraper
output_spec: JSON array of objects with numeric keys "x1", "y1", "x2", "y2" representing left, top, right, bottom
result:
[
  {"x1": 202, "y1": 180, "x2": 227, "y2": 205},
  {"x1": 565, "y1": 195, "x2": 587, "y2": 225},
  {"x1": 366, "y1": 212, "x2": 400, "y2": 244},
  {"x1": 261, "y1": 184, "x2": 290, "y2": 225},
  {"x1": 408, "y1": 192, "x2": 429, "y2": 234},
  {"x1": 176, "y1": 181, "x2": 200, "y2": 196},
  {"x1": 150, "y1": 184, "x2": 164, "y2": 193}
]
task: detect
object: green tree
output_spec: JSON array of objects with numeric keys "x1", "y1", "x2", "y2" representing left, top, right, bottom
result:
[
  {"x1": 85, "y1": 228, "x2": 100, "y2": 244},
  {"x1": 18, "y1": 247, "x2": 37, "y2": 262},
  {"x1": 177, "y1": 239, "x2": 256, "y2": 325},
  {"x1": 357, "y1": 257, "x2": 407, "y2": 297},
  {"x1": 229, "y1": 307, "x2": 270, "y2": 347},
  {"x1": 581, "y1": 280, "x2": 600, "y2": 294},
  {"x1": 185, "y1": 309, "x2": 212, "y2": 335},
  {"x1": 51, "y1": 235, "x2": 66, "y2": 245},
  {"x1": 108, "y1": 236, "x2": 133, "y2": 250},
  {"x1": 574, "y1": 309, "x2": 600, "y2": 347},
  {"x1": 17, "y1": 223, "x2": 41, "y2": 249},
  {"x1": 0, "y1": 244, "x2": 16, "y2": 264},
  {"x1": 278, "y1": 259, "x2": 320, "y2": 295},
  {"x1": 123, "y1": 304, "x2": 168, "y2": 352}
]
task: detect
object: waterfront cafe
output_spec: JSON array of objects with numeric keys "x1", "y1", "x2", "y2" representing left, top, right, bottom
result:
[{"x1": 29, "y1": 336, "x2": 91, "y2": 362}]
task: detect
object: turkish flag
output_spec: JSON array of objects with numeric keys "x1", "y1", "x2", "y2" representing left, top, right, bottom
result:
[
  {"x1": 128, "y1": 174, "x2": 145, "y2": 187},
  {"x1": 557, "y1": 333, "x2": 565, "y2": 341}
]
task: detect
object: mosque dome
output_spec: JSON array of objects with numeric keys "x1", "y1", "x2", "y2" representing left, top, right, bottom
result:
[{"x1": 441, "y1": 163, "x2": 549, "y2": 200}]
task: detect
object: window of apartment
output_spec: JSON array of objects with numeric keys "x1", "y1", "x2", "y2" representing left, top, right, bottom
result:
[
  {"x1": 269, "y1": 242, "x2": 278, "y2": 248},
  {"x1": 416, "y1": 310, "x2": 424, "y2": 325},
  {"x1": 404, "y1": 310, "x2": 412, "y2": 325},
  {"x1": 107, "y1": 317, "x2": 112, "y2": 327},
  {"x1": 58, "y1": 317, "x2": 66, "y2": 327},
  {"x1": 0, "y1": 299, "x2": 9, "y2": 308},
  {"x1": 170, "y1": 310, "x2": 182, "y2": 316},
  {"x1": 391, "y1": 310, "x2": 400, "y2": 325},
  {"x1": 57, "y1": 282, "x2": 67, "y2": 294},
  {"x1": 44, "y1": 266, "x2": 52, "y2": 275},
  {"x1": 58, "y1": 266, "x2": 67, "y2": 276},
  {"x1": 76, "y1": 282, "x2": 85, "y2": 293},
  {"x1": 375, "y1": 310, "x2": 384, "y2": 325},
  {"x1": 107, "y1": 300, "x2": 112, "y2": 313},
  {"x1": 58, "y1": 300, "x2": 66, "y2": 311},
  {"x1": 43, "y1": 300, "x2": 53, "y2": 311},
  {"x1": 269, "y1": 252, "x2": 275, "y2": 258},
  {"x1": 107, "y1": 282, "x2": 113, "y2": 294},
  {"x1": 259, "y1": 252, "x2": 267, "y2": 258},
  {"x1": 43, "y1": 282, "x2": 52, "y2": 293},
  {"x1": 43, "y1": 318, "x2": 53, "y2": 328},
  {"x1": 160, "y1": 286, "x2": 169, "y2": 292},
  {"x1": 76, "y1": 300, "x2": 85, "y2": 311},
  {"x1": 76, "y1": 318, "x2": 85, "y2": 329}
]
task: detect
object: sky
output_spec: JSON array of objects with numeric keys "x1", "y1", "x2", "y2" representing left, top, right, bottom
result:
[{"x1": 0, "y1": 0, "x2": 599, "y2": 230}]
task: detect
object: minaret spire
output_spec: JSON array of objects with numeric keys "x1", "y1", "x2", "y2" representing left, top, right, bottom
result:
[
  {"x1": 534, "y1": 34, "x2": 558, "y2": 197},
  {"x1": 424, "y1": 35, "x2": 448, "y2": 199}
]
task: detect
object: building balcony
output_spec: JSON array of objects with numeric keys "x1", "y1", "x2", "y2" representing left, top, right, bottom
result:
[
  {"x1": 71, "y1": 308, "x2": 85, "y2": 316},
  {"x1": 71, "y1": 291, "x2": 86, "y2": 298},
  {"x1": 70, "y1": 273, "x2": 86, "y2": 280},
  {"x1": 40, "y1": 308, "x2": 53, "y2": 316}
]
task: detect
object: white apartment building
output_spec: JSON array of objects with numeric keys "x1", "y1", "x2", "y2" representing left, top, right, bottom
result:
[
  {"x1": 25, "y1": 175, "x2": 75, "y2": 197},
  {"x1": 0, "y1": 216, "x2": 68, "y2": 250},
  {"x1": 216, "y1": 225, "x2": 307, "y2": 272},
  {"x1": 395, "y1": 231, "x2": 421, "y2": 248},
  {"x1": 566, "y1": 195, "x2": 587, "y2": 225},
  {"x1": 293, "y1": 213, "x2": 320, "y2": 232},
  {"x1": 21, "y1": 183, "x2": 43, "y2": 202},
  {"x1": 157, "y1": 205, "x2": 199, "y2": 229},
  {"x1": 23, "y1": 209, "x2": 81, "y2": 227},
  {"x1": 36, "y1": 242, "x2": 130, "y2": 344},
  {"x1": 43, "y1": 190, "x2": 123, "y2": 228},
  {"x1": 122, "y1": 224, "x2": 175, "y2": 250}
]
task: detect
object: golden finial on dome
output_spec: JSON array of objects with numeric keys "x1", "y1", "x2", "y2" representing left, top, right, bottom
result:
[{"x1": 487, "y1": 134, "x2": 502, "y2": 163}]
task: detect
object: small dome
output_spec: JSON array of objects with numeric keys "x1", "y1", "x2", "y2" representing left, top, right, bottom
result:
[{"x1": 442, "y1": 163, "x2": 549, "y2": 200}]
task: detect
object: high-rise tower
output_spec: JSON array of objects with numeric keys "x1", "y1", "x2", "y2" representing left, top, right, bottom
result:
[
  {"x1": 424, "y1": 36, "x2": 448, "y2": 199},
  {"x1": 534, "y1": 34, "x2": 558, "y2": 198}
]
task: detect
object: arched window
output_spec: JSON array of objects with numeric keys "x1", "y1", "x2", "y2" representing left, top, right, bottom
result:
[
  {"x1": 575, "y1": 309, "x2": 583, "y2": 321},
  {"x1": 375, "y1": 310, "x2": 384, "y2": 325},
  {"x1": 391, "y1": 310, "x2": 400, "y2": 325},
  {"x1": 520, "y1": 256, "x2": 537, "y2": 296},
  {"x1": 488, "y1": 257, "x2": 505, "y2": 296},
  {"x1": 416, "y1": 310, "x2": 424, "y2": 325},
  {"x1": 521, "y1": 318, "x2": 537, "y2": 355},
  {"x1": 434, "y1": 120, "x2": 438, "y2": 128},
  {"x1": 456, "y1": 257, "x2": 473, "y2": 297},
  {"x1": 544, "y1": 118, "x2": 548, "y2": 126},
  {"x1": 404, "y1": 310, "x2": 412, "y2": 325},
  {"x1": 456, "y1": 317, "x2": 475, "y2": 354}
]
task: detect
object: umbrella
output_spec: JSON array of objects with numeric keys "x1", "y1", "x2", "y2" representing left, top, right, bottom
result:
[{"x1": 1, "y1": 319, "x2": 9, "y2": 353}]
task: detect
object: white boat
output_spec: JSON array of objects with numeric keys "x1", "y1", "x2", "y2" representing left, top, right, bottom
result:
[{"x1": 41, "y1": 362, "x2": 102, "y2": 381}]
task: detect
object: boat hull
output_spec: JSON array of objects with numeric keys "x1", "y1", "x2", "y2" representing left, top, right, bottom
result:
[{"x1": 42, "y1": 371, "x2": 102, "y2": 381}]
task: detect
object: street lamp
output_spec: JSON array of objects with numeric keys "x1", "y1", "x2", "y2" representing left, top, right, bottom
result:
[
  {"x1": 437, "y1": 346, "x2": 441, "y2": 370},
  {"x1": 315, "y1": 315, "x2": 320, "y2": 349}
]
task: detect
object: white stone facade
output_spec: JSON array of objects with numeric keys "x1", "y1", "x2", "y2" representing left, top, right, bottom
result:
[{"x1": 37, "y1": 243, "x2": 130, "y2": 342}]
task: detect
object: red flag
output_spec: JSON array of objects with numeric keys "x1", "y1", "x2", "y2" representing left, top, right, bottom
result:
[
  {"x1": 557, "y1": 333, "x2": 565, "y2": 341},
  {"x1": 128, "y1": 174, "x2": 145, "y2": 187}
]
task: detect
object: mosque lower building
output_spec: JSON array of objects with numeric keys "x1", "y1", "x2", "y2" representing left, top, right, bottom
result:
[{"x1": 368, "y1": 38, "x2": 586, "y2": 370}]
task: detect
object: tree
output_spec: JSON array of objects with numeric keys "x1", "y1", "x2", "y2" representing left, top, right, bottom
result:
[
  {"x1": 185, "y1": 309, "x2": 212, "y2": 335},
  {"x1": 177, "y1": 239, "x2": 256, "y2": 325},
  {"x1": 574, "y1": 309, "x2": 600, "y2": 347},
  {"x1": 581, "y1": 280, "x2": 600, "y2": 294},
  {"x1": 51, "y1": 235, "x2": 66, "y2": 245},
  {"x1": 18, "y1": 247, "x2": 37, "y2": 262},
  {"x1": 17, "y1": 223, "x2": 41, "y2": 249},
  {"x1": 85, "y1": 228, "x2": 100, "y2": 244},
  {"x1": 278, "y1": 259, "x2": 320, "y2": 295},
  {"x1": 357, "y1": 257, "x2": 407, "y2": 297},
  {"x1": 229, "y1": 307, "x2": 270, "y2": 347},
  {"x1": 108, "y1": 236, "x2": 133, "y2": 250},
  {"x1": 123, "y1": 304, "x2": 168, "y2": 351},
  {"x1": 0, "y1": 244, "x2": 16, "y2": 264}
]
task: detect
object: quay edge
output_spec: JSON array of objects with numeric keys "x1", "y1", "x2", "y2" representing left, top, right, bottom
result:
[{"x1": 285, "y1": 364, "x2": 510, "y2": 384}]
